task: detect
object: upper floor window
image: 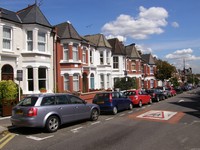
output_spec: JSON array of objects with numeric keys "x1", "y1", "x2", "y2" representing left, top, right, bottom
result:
[
  {"x1": 82, "y1": 47, "x2": 86, "y2": 63},
  {"x1": 131, "y1": 61, "x2": 136, "y2": 70},
  {"x1": 113, "y1": 56, "x2": 119, "y2": 69},
  {"x1": 90, "y1": 50, "x2": 93, "y2": 64},
  {"x1": 150, "y1": 66, "x2": 154, "y2": 74},
  {"x1": 106, "y1": 51, "x2": 110, "y2": 64},
  {"x1": 73, "y1": 44, "x2": 78, "y2": 61},
  {"x1": 3, "y1": 26, "x2": 12, "y2": 50},
  {"x1": 63, "y1": 44, "x2": 69, "y2": 60},
  {"x1": 38, "y1": 32, "x2": 46, "y2": 52},
  {"x1": 27, "y1": 31, "x2": 33, "y2": 51},
  {"x1": 100, "y1": 51, "x2": 103, "y2": 64}
]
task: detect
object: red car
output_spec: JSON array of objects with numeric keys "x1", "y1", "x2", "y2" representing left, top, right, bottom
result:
[
  {"x1": 166, "y1": 86, "x2": 177, "y2": 96},
  {"x1": 124, "y1": 90, "x2": 152, "y2": 107}
]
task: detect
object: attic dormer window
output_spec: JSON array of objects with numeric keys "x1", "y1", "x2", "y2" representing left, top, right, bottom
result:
[{"x1": 38, "y1": 32, "x2": 46, "y2": 52}]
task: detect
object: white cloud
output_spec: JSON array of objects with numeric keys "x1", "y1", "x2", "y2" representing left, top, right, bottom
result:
[
  {"x1": 101, "y1": 6, "x2": 168, "y2": 40},
  {"x1": 171, "y1": 22, "x2": 179, "y2": 28},
  {"x1": 136, "y1": 44, "x2": 152, "y2": 54},
  {"x1": 106, "y1": 35, "x2": 127, "y2": 42},
  {"x1": 165, "y1": 48, "x2": 200, "y2": 60}
]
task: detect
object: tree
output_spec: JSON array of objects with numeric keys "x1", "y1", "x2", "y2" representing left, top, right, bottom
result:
[
  {"x1": 169, "y1": 77, "x2": 179, "y2": 88},
  {"x1": 114, "y1": 77, "x2": 136, "y2": 91},
  {"x1": 155, "y1": 59, "x2": 177, "y2": 81}
]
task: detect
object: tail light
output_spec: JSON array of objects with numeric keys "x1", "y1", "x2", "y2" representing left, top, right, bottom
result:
[
  {"x1": 109, "y1": 94, "x2": 112, "y2": 103},
  {"x1": 27, "y1": 107, "x2": 38, "y2": 117},
  {"x1": 153, "y1": 93, "x2": 156, "y2": 98}
]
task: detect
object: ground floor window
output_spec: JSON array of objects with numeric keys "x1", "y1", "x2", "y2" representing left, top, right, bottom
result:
[
  {"x1": 90, "y1": 73, "x2": 94, "y2": 89},
  {"x1": 38, "y1": 68, "x2": 47, "y2": 90},
  {"x1": 73, "y1": 74, "x2": 79, "y2": 91},
  {"x1": 28, "y1": 68, "x2": 33, "y2": 91},
  {"x1": 64, "y1": 74, "x2": 69, "y2": 91},
  {"x1": 100, "y1": 74, "x2": 104, "y2": 89}
]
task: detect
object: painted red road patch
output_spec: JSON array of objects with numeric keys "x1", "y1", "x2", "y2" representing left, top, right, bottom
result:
[
  {"x1": 137, "y1": 110, "x2": 177, "y2": 121},
  {"x1": 129, "y1": 110, "x2": 185, "y2": 124}
]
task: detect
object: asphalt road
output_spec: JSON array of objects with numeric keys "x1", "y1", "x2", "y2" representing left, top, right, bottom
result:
[{"x1": 0, "y1": 89, "x2": 200, "y2": 150}]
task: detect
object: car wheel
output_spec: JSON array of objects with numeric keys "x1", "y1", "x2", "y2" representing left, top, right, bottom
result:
[
  {"x1": 45, "y1": 115, "x2": 60, "y2": 133},
  {"x1": 128, "y1": 103, "x2": 133, "y2": 110},
  {"x1": 156, "y1": 96, "x2": 160, "y2": 102},
  {"x1": 138, "y1": 100, "x2": 142, "y2": 107},
  {"x1": 90, "y1": 109, "x2": 99, "y2": 121},
  {"x1": 112, "y1": 106, "x2": 118, "y2": 115}
]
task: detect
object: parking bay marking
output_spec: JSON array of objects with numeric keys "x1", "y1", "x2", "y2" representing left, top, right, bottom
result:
[
  {"x1": 0, "y1": 132, "x2": 16, "y2": 149},
  {"x1": 26, "y1": 135, "x2": 54, "y2": 141},
  {"x1": 71, "y1": 126, "x2": 83, "y2": 133},
  {"x1": 137, "y1": 110, "x2": 177, "y2": 121}
]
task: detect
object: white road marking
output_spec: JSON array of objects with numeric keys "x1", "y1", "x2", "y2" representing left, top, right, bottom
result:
[
  {"x1": 26, "y1": 135, "x2": 54, "y2": 141},
  {"x1": 91, "y1": 121, "x2": 101, "y2": 125},
  {"x1": 128, "y1": 111, "x2": 133, "y2": 114},
  {"x1": 105, "y1": 117, "x2": 114, "y2": 121},
  {"x1": 71, "y1": 127, "x2": 83, "y2": 133},
  {"x1": 0, "y1": 116, "x2": 10, "y2": 120},
  {"x1": 178, "y1": 99, "x2": 185, "y2": 103},
  {"x1": 119, "y1": 114, "x2": 125, "y2": 117}
]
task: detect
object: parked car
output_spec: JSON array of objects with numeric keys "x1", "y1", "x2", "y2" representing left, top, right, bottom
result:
[
  {"x1": 156, "y1": 86, "x2": 171, "y2": 98},
  {"x1": 146, "y1": 89, "x2": 165, "y2": 102},
  {"x1": 166, "y1": 86, "x2": 177, "y2": 96},
  {"x1": 124, "y1": 90, "x2": 152, "y2": 107},
  {"x1": 11, "y1": 93, "x2": 100, "y2": 132},
  {"x1": 92, "y1": 91, "x2": 133, "y2": 115}
]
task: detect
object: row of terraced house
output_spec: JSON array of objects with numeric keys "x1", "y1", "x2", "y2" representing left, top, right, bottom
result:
[{"x1": 0, "y1": 4, "x2": 158, "y2": 96}]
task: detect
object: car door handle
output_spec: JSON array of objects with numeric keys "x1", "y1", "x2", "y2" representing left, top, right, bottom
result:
[
  {"x1": 75, "y1": 106, "x2": 79, "y2": 109},
  {"x1": 59, "y1": 107, "x2": 63, "y2": 110}
]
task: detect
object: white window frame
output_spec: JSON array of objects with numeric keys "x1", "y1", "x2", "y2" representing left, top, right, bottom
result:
[
  {"x1": 73, "y1": 44, "x2": 78, "y2": 61},
  {"x1": 3, "y1": 26, "x2": 12, "y2": 50},
  {"x1": 63, "y1": 44, "x2": 69, "y2": 61},
  {"x1": 64, "y1": 74, "x2": 69, "y2": 91},
  {"x1": 100, "y1": 51, "x2": 103, "y2": 64},
  {"x1": 73, "y1": 74, "x2": 79, "y2": 91},
  {"x1": 100, "y1": 74, "x2": 104, "y2": 89},
  {"x1": 113, "y1": 56, "x2": 119, "y2": 69},
  {"x1": 82, "y1": 47, "x2": 86, "y2": 63},
  {"x1": 38, "y1": 32, "x2": 46, "y2": 52},
  {"x1": 27, "y1": 30, "x2": 33, "y2": 51}
]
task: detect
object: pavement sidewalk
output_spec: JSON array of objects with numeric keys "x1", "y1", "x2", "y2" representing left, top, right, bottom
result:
[{"x1": 0, "y1": 116, "x2": 11, "y2": 134}]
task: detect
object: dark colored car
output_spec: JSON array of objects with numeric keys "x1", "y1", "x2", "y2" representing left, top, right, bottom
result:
[
  {"x1": 156, "y1": 86, "x2": 171, "y2": 98},
  {"x1": 11, "y1": 93, "x2": 100, "y2": 132},
  {"x1": 92, "y1": 91, "x2": 133, "y2": 115},
  {"x1": 146, "y1": 89, "x2": 165, "y2": 102}
]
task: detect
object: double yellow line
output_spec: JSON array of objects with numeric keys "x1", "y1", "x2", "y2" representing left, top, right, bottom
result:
[{"x1": 0, "y1": 131, "x2": 15, "y2": 149}]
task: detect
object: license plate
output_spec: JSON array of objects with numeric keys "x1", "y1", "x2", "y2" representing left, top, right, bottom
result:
[
  {"x1": 97, "y1": 101, "x2": 104, "y2": 104},
  {"x1": 16, "y1": 109, "x2": 23, "y2": 115}
]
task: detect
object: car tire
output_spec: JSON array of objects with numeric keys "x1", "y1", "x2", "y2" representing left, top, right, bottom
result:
[
  {"x1": 138, "y1": 100, "x2": 142, "y2": 107},
  {"x1": 112, "y1": 106, "x2": 118, "y2": 115},
  {"x1": 90, "y1": 109, "x2": 99, "y2": 121},
  {"x1": 45, "y1": 115, "x2": 60, "y2": 133},
  {"x1": 128, "y1": 103, "x2": 133, "y2": 110}
]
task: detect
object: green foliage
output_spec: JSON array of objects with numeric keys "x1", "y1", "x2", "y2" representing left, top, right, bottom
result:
[
  {"x1": 169, "y1": 77, "x2": 179, "y2": 88},
  {"x1": 114, "y1": 77, "x2": 136, "y2": 90},
  {"x1": 155, "y1": 59, "x2": 176, "y2": 81},
  {"x1": 0, "y1": 80, "x2": 18, "y2": 103}
]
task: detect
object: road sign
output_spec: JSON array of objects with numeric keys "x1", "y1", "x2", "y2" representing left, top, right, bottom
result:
[
  {"x1": 16, "y1": 70, "x2": 23, "y2": 81},
  {"x1": 137, "y1": 110, "x2": 177, "y2": 121}
]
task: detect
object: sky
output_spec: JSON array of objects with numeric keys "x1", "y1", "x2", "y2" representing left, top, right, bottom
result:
[{"x1": 1, "y1": 0, "x2": 200, "y2": 73}]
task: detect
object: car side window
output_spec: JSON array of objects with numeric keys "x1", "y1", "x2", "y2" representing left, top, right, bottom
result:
[
  {"x1": 56, "y1": 95, "x2": 70, "y2": 105},
  {"x1": 68, "y1": 95, "x2": 84, "y2": 104},
  {"x1": 41, "y1": 96, "x2": 55, "y2": 106}
]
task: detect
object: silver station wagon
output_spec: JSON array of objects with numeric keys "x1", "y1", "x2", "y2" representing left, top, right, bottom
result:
[{"x1": 11, "y1": 93, "x2": 100, "y2": 132}]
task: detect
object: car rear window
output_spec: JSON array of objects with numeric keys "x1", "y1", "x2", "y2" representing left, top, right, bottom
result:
[
  {"x1": 17, "y1": 96, "x2": 38, "y2": 106},
  {"x1": 94, "y1": 93, "x2": 109, "y2": 100},
  {"x1": 125, "y1": 91, "x2": 136, "y2": 96}
]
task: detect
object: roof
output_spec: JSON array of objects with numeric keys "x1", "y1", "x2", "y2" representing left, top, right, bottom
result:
[
  {"x1": 125, "y1": 43, "x2": 141, "y2": 59},
  {"x1": 0, "y1": 4, "x2": 52, "y2": 27},
  {"x1": 84, "y1": 34, "x2": 112, "y2": 49},
  {"x1": 141, "y1": 54, "x2": 155, "y2": 65},
  {"x1": 108, "y1": 38, "x2": 126, "y2": 55},
  {"x1": 0, "y1": 8, "x2": 21, "y2": 23},
  {"x1": 55, "y1": 21, "x2": 83, "y2": 41},
  {"x1": 17, "y1": 4, "x2": 51, "y2": 27}
]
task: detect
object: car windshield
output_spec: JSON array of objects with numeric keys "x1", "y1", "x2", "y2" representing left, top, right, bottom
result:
[{"x1": 17, "y1": 96, "x2": 38, "y2": 106}]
